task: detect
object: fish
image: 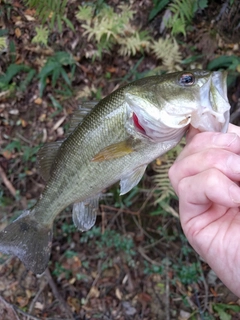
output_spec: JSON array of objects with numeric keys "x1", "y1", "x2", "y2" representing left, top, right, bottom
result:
[{"x1": 0, "y1": 70, "x2": 230, "y2": 274}]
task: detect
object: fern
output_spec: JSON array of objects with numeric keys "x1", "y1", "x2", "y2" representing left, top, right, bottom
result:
[
  {"x1": 77, "y1": 4, "x2": 151, "y2": 58},
  {"x1": 151, "y1": 37, "x2": 182, "y2": 70},
  {"x1": 76, "y1": 5, "x2": 93, "y2": 22},
  {"x1": 152, "y1": 143, "x2": 184, "y2": 218},
  {"x1": 0, "y1": 36, "x2": 7, "y2": 53},
  {"x1": 32, "y1": 26, "x2": 49, "y2": 46},
  {"x1": 23, "y1": 0, "x2": 68, "y2": 29},
  {"x1": 118, "y1": 31, "x2": 151, "y2": 56},
  {"x1": 167, "y1": 0, "x2": 196, "y2": 36}
]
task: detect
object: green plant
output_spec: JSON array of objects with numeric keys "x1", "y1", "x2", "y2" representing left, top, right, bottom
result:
[
  {"x1": 76, "y1": 4, "x2": 151, "y2": 59},
  {"x1": 164, "y1": 0, "x2": 208, "y2": 36},
  {"x1": 0, "y1": 64, "x2": 36, "y2": 92},
  {"x1": 173, "y1": 261, "x2": 202, "y2": 285},
  {"x1": 152, "y1": 143, "x2": 184, "y2": 217},
  {"x1": 23, "y1": 0, "x2": 70, "y2": 31},
  {"x1": 212, "y1": 303, "x2": 240, "y2": 320},
  {"x1": 153, "y1": 37, "x2": 183, "y2": 69},
  {"x1": 32, "y1": 26, "x2": 49, "y2": 46},
  {"x1": 38, "y1": 51, "x2": 76, "y2": 96},
  {"x1": 3, "y1": 140, "x2": 40, "y2": 163},
  {"x1": 80, "y1": 227, "x2": 136, "y2": 267},
  {"x1": 0, "y1": 36, "x2": 7, "y2": 53},
  {"x1": 149, "y1": 0, "x2": 170, "y2": 21},
  {"x1": 207, "y1": 55, "x2": 240, "y2": 86}
]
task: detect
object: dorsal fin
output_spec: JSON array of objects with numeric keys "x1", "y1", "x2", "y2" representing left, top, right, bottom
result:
[
  {"x1": 37, "y1": 140, "x2": 63, "y2": 181},
  {"x1": 67, "y1": 101, "x2": 98, "y2": 135}
]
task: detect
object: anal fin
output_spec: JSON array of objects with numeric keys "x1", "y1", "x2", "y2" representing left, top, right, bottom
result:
[{"x1": 72, "y1": 196, "x2": 99, "y2": 232}]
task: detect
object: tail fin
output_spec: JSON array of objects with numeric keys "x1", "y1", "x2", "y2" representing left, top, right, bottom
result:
[{"x1": 0, "y1": 210, "x2": 52, "y2": 274}]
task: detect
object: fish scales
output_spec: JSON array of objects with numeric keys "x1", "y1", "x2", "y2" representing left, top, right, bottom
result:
[{"x1": 0, "y1": 70, "x2": 231, "y2": 274}]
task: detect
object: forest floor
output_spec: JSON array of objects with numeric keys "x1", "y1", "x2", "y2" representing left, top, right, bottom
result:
[{"x1": 0, "y1": 0, "x2": 240, "y2": 319}]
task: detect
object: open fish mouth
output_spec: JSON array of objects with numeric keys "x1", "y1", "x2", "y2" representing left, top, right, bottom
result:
[
  {"x1": 190, "y1": 71, "x2": 230, "y2": 133},
  {"x1": 126, "y1": 70, "x2": 230, "y2": 143}
]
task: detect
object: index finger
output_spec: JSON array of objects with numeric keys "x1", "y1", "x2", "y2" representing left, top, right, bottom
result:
[{"x1": 177, "y1": 125, "x2": 240, "y2": 161}]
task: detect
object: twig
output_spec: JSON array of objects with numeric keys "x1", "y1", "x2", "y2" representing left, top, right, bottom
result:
[
  {"x1": 165, "y1": 257, "x2": 170, "y2": 320},
  {"x1": 16, "y1": 132, "x2": 33, "y2": 145},
  {"x1": 137, "y1": 246, "x2": 162, "y2": 267},
  {"x1": 198, "y1": 258, "x2": 209, "y2": 312},
  {"x1": 100, "y1": 204, "x2": 139, "y2": 216},
  {"x1": 0, "y1": 295, "x2": 20, "y2": 320},
  {"x1": 0, "y1": 164, "x2": 16, "y2": 197},
  {"x1": 14, "y1": 305, "x2": 41, "y2": 320},
  {"x1": 132, "y1": 215, "x2": 153, "y2": 240},
  {"x1": 28, "y1": 277, "x2": 48, "y2": 318},
  {"x1": 44, "y1": 268, "x2": 74, "y2": 320}
]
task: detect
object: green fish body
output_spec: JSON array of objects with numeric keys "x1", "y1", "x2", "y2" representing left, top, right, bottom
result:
[{"x1": 0, "y1": 70, "x2": 230, "y2": 274}]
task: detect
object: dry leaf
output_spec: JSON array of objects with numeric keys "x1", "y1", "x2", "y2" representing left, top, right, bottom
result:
[
  {"x1": 2, "y1": 150, "x2": 12, "y2": 159},
  {"x1": 115, "y1": 288, "x2": 122, "y2": 300},
  {"x1": 39, "y1": 114, "x2": 46, "y2": 122},
  {"x1": 15, "y1": 28, "x2": 21, "y2": 38},
  {"x1": 16, "y1": 296, "x2": 29, "y2": 307},
  {"x1": 20, "y1": 118, "x2": 27, "y2": 127},
  {"x1": 34, "y1": 97, "x2": 42, "y2": 104},
  {"x1": 88, "y1": 286, "x2": 100, "y2": 299},
  {"x1": 35, "y1": 302, "x2": 44, "y2": 310}
]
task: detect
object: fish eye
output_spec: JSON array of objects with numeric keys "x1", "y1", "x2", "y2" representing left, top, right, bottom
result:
[{"x1": 179, "y1": 73, "x2": 195, "y2": 86}]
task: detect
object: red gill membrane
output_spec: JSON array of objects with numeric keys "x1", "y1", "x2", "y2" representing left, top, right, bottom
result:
[{"x1": 132, "y1": 113, "x2": 146, "y2": 134}]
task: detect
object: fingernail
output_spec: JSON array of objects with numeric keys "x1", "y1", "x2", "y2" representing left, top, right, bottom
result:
[
  {"x1": 229, "y1": 184, "x2": 240, "y2": 203},
  {"x1": 213, "y1": 133, "x2": 238, "y2": 147}
]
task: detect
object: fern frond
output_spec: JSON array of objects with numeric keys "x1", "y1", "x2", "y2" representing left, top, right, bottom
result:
[
  {"x1": 23, "y1": 0, "x2": 67, "y2": 25},
  {"x1": 0, "y1": 37, "x2": 7, "y2": 53},
  {"x1": 32, "y1": 26, "x2": 49, "y2": 46},
  {"x1": 152, "y1": 142, "x2": 185, "y2": 218},
  {"x1": 78, "y1": 3, "x2": 137, "y2": 58},
  {"x1": 151, "y1": 37, "x2": 182, "y2": 70},
  {"x1": 167, "y1": 0, "x2": 195, "y2": 36},
  {"x1": 76, "y1": 5, "x2": 93, "y2": 23},
  {"x1": 118, "y1": 31, "x2": 151, "y2": 56}
]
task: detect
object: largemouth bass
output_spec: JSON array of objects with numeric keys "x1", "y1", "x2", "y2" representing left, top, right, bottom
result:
[{"x1": 0, "y1": 70, "x2": 230, "y2": 274}]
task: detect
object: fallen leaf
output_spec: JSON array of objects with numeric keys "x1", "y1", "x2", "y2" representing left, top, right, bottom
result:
[
  {"x1": 2, "y1": 150, "x2": 12, "y2": 159},
  {"x1": 20, "y1": 118, "x2": 27, "y2": 127},
  {"x1": 34, "y1": 97, "x2": 42, "y2": 104},
  {"x1": 67, "y1": 297, "x2": 80, "y2": 313},
  {"x1": 88, "y1": 286, "x2": 100, "y2": 299},
  {"x1": 115, "y1": 287, "x2": 122, "y2": 300},
  {"x1": 39, "y1": 114, "x2": 46, "y2": 122},
  {"x1": 24, "y1": 14, "x2": 35, "y2": 21},
  {"x1": 15, "y1": 28, "x2": 21, "y2": 38},
  {"x1": 16, "y1": 296, "x2": 29, "y2": 307}
]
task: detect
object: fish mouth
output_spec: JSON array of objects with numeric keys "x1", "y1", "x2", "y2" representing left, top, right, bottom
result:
[{"x1": 190, "y1": 71, "x2": 230, "y2": 133}]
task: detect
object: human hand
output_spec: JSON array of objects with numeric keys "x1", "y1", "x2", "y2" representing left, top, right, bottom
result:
[{"x1": 169, "y1": 123, "x2": 240, "y2": 297}]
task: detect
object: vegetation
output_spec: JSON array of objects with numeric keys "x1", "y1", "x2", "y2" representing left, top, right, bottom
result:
[{"x1": 0, "y1": 0, "x2": 239, "y2": 319}]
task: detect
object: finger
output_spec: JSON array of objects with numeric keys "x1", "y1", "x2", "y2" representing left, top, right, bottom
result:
[
  {"x1": 178, "y1": 168, "x2": 240, "y2": 227},
  {"x1": 228, "y1": 123, "x2": 240, "y2": 136},
  {"x1": 177, "y1": 131, "x2": 240, "y2": 162},
  {"x1": 169, "y1": 149, "x2": 240, "y2": 192},
  {"x1": 186, "y1": 125, "x2": 201, "y2": 143}
]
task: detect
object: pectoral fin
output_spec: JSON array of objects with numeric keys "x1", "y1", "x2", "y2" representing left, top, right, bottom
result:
[
  {"x1": 72, "y1": 196, "x2": 99, "y2": 232},
  {"x1": 92, "y1": 140, "x2": 134, "y2": 162},
  {"x1": 120, "y1": 164, "x2": 147, "y2": 195}
]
